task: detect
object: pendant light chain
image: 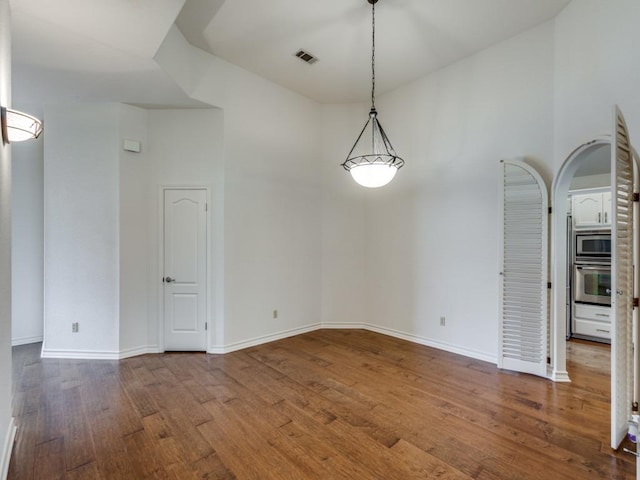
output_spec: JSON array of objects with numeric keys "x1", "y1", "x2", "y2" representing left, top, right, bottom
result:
[{"x1": 371, "y1": 1, "x2": 376, "y2": 109}]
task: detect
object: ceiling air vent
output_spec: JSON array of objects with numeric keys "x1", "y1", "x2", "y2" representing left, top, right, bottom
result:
[{"x1": 294, "y1": 49, "x2": 318, "y2": 65}]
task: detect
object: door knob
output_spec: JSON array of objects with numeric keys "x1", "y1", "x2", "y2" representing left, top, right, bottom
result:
[{"x1": 164, "y1": 276, "x2": 175, "y2": 283}]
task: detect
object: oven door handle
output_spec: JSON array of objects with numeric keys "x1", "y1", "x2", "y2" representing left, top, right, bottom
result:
[
  {"x1": 605, "y1": 288, "x2": 624, "y2": 296},
  {"x1": 576, "y1": 265, "x2": 611, "y2": 270}
]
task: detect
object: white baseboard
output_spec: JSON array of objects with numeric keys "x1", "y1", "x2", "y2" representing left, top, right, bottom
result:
[
  {"x1": 41, "y1": 345, "x2": 161, "y2": 360},
  {"x1": 361, "y1": 323, "x2": 498, "y2": 364},
  {"x1": 118, "y1": 346, "x2": 161, "y2": 359},
  {"x1": 550, "y1": 369, "x2": 571, "y2": 383},
  {"x1": 315, "y1": 322, "x2": 497, "y2": 364},
  {"x1": 1, "y1": 417, "x2": 16, "y2": 480},
  {"x1": 208, "y1": 323, "x2": 322, "y2": 354},
  {"x1": 209, "y1": 321, "x2": 497, "y2": 365},
  {"x1": 41, "y1": 348, "x2": 121, "y2": 360},
  {"x1": 319, "y1": 322, "x2": 367, "y2": 330},
  {"x1": 11, "y1": 335, "x2": 43, "y2": 347},
  {"x1": 37, "y1": 322, "x2": 496, "y2": 367}
]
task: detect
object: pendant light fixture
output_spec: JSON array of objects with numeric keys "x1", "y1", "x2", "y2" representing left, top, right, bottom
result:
[{"x1": 341, "y1": 0, "x2": 404, "y2": 188}]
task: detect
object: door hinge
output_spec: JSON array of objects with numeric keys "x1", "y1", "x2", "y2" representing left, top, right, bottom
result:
[
  {"x1": 547, "y1": 282, "x2": 552, "y2": 289},
  {"x1": 634, "y1": 193, "x2": 639, "y2": 202},
  {"x1": 548, "y1": 207, "x2": 552, "y2": 214},
  {"x1": 634, "y1": 298, "x2": 639, "y2": 308}
]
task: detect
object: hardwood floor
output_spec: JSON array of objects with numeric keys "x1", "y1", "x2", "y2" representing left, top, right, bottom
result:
[{"x1": 8, "y1": 330, "x2": 636, "y2": 479}]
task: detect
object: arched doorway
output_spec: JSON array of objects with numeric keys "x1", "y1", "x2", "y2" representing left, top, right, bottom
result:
[
  {"x1": 550, "y1": 136, "x2": 611, "y2": 382},
  {"x1": 551, "y1": 111, "x2": 639, "y2": 449}
]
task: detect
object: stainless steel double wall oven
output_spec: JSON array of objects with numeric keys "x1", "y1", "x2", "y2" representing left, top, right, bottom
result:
[{"x1": 573, "y1": 230, "x2": 612, "y2": 306}]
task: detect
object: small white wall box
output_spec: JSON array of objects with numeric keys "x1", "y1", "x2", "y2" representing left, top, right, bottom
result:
[{"x1": 123, "y1": 139, "x2": 141, "y2": 153}]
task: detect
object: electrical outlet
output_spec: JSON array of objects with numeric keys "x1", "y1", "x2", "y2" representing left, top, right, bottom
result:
[
  {"x1": 440, "y1": 316, "x2": 446, "y2": 327},
  {"x1": 273, "y1": 309, "x2": 278, "y2": 319},
  {"x1": 72, "y1": 322, "x2": 79, "y2": 333}
]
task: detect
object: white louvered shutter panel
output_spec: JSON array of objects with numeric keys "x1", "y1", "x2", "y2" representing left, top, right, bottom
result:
[
  {"x1": 499, "y1": 159, "x2": 548, "y2": 378},
  {"x1": 611, "y1": 106, "x2": 634, "y2": 449}
]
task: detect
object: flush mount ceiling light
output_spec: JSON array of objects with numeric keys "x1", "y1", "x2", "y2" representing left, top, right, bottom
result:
[
  {"x1": 341, "y1": 0, "x2": 404, "y2": 188},
  {"x1": 1, "y1": 106, "x2": 43, "y2": 144}
]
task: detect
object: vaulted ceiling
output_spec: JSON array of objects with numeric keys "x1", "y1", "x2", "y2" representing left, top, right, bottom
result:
[{"x1": 10, "y1": 0, "x2": 571, "y2": 106}]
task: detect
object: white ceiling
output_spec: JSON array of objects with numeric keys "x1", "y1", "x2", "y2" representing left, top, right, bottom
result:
[
  {"x1": 10, "y1": 0, "x2": 200, "y2": 107},
  {"x1": 10, "y1": 0, "x2": 571, "y2": 106}
]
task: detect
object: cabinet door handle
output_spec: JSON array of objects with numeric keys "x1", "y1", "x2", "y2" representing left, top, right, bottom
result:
[
  {"x1": 595, "y1": 313, "x2": 609, "y2": 318},
  {"x1": 596, "y1": 329, "x2": 610, "y2": 333},
  {"x1": 598, "y1": 212, "x2": 601, "y2": 223},
  {"x1": 604, "y1": 212, "x2": 608, "y2": 223}
]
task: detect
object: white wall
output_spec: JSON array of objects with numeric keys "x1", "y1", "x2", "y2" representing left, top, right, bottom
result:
[
  {"x1": 43, "y1": 103, "x2": 120, "y2": 356},
  {"x1": 43, "y1": 104, "x2": 225, "y2": 357},
  {"x1": 319, "y1": 104, "x2": 368, "y2": 327},
  {"x1": 32, "y1": 21, "x2": 326, "y2": 357},
  {"x1": 26, "y1": 24, "x2": 325, "y2": 358},
  {"x1": 11, "y1": 111, "x2": 43, "y2": 346},
  {"x1": 331, "y1": 21, "x2": 556, "y2": 362},
  {"x1": 251, "y1": 0, "x2": 640, "y2": 364},
  {"x1": 349, "y1": 0, "x2": 640, "y2": 363},
  {"x1": 27, "y1": 0, "x2": 640, "y2": 366},
  {"x1": 37, "y1": 12, "x2": 560, "y2": 361},
  {"x1": 0, "y1": 0, "x2": 15, "y2": 475},
  {"x1": 221, "y1": 65, "x2": 323, "y2": 348},
  {"x1": 157, "y1": 28, "x2": 327, "y2": 350},
  {"x1": 119, "y1": 104, "x2": 151, "y2": 355},
  {"x1": 554, "y1": 0, "x2": 640, "y2": 165},
  {"x1": 146, "y1": 108, "x2": 224, "y2": 350}
]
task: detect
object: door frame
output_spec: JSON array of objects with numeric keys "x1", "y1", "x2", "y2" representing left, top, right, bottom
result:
[
  {"x1": 550, "y1": 136, "x2": 611, "y2": 382},
  {"x1": 550, "y1": 137, "x2": 639, "y2": 382},
  {"x1": 158, "y1": 184, "x2": 212, "y2": 352}
]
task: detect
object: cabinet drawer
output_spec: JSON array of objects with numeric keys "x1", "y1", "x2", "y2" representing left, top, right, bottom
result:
[
  {"x1": 574, "y1": 303, "x2": 611, "y2": 322},
  {"x1": 574, "y1": 318, "x2": 611, "y2": 339}
]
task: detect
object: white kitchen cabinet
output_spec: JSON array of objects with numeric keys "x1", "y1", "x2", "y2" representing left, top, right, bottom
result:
[
  {"x1": 571, "y1": 190, "x2": 612, "y2": 228},
  {"x1": 602, "y1": 191, "x2": 612, "y2": 224},
  {"x1": 572, "y1": 302, "x2": 611, "y2": 342}
]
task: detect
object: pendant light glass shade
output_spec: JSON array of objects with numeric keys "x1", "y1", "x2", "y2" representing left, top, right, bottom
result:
[
  {"x1": 341, "y1": 0, "x2": 404, "y2": 188},
  {"x1": 1, "y1": 107, "x2": 43, "y2": 144},
  {"x1": 350, "y1": 164, "x2": 398, "y2": 188}
]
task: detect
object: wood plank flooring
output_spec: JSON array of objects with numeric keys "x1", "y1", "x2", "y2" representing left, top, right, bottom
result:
[{"x1": 8, "y1": 330, "x2": 636, "y2": 479}]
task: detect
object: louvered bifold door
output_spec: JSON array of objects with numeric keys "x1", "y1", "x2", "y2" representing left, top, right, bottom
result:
[
  {"x1": 611, "y1": 106, "x2": 635, "y2": 449},
  {"x1": 499, "y1": 159, "x2": 548, "y2": 378}
]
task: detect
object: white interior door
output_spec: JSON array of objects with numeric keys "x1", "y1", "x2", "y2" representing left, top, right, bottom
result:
[
  {"x1": 163, "y1": 188, "x2": 207, "y2": 351},
  {"x1": 499, "y1": 159, "x2": 548, "y2": 378},
  {"x1": 611, "y1": 106, "x2": 634, "y2": 449}
]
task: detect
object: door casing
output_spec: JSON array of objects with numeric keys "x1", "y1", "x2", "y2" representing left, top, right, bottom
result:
[{"x1": 550, "y1": 136, "x2": 613, "y2": 382}]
